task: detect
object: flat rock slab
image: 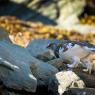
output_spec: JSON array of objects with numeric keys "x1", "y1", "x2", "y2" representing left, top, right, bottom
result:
[
  {"x1": 0, "y1": 40, "x2": 37, "y2": 92},
  {"x1": 27, "y1": 39, "x2": 62, "y2": 57},
  {"x1": 0, "y1": 40, "x2": 58, "y2": 92}
]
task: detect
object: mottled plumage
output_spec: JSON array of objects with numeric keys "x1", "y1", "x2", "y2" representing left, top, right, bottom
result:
[{"x1": 47, "y1": 40, "x2": 95, "y2": 74}]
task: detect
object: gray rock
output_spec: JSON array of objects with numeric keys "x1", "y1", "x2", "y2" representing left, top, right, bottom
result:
[
  {"x1": 0, "y1": 57, "x2": 37, "y2": 92},
  {"x1": 36, "y1": 49, "x2": 56, "y2": 61},
  {"x1": 74, "y1": 69, "x2": 95, "y2": 88},
  {"x1": 27, "y1": 39, "x2": 61, "y2": 57},
  {"x1": 47, "y1": 58, "x2": 66, "y2": 70},
  {"x1": 0, "y1": 40, "x2": 37, "y2": 92},
  {"x1": 0, "y1": 40, "x2": 58, "y2": 89},
  {"x1": 1, "y1": 89, "x2": 17, "y2": 95},
  {"x1": 67, "y1": 88, "x2": 95, "y2": 95},
  {"x1": 48, "y1": 71, "x2": 85, "y2": 95},
  {"x1": 0, "y1": 27, "x2": 11, "y2": 42},
  {"x1": 30, "y1": 59, "x2": 58, "y2": 86}
]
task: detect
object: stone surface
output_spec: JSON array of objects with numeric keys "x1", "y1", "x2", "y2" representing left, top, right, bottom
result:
[
  {"x1": 74, "y1": 69, "x2": 95, "y2": 88},
  {"x1": 47, "y1": 58, "x2": 66, "y2": 70},
  {"x1": 0, "y1": 40, "x2": 37, "y2": 92},
  {"x1": 27, "y1": 39, "x2": 61, "y2": 57},
  {"x1": 0, "y1": 27, "x2": 11, "y2": 42},
  {"x1": 36, "y1": 49, "x2": 56, "y2": 61},
  {"x1": 66, "y1": 88, "x2": 95, "y2": 95},
  {"x1": 48, "y1": 71, "x2": 85, "y2": 95},
  {"x1": 0, "y1": 40, "x2": 58, "y2": 89},
  {"x1": 30, "y1": 59, "x2": 58, "y2": 86}
]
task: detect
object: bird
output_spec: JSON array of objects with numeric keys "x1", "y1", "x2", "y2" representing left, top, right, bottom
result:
[{"x1": 47, "y1": 40, "x2": 95, "y2": 74}]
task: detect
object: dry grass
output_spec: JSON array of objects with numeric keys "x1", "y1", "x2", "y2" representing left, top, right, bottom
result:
[{"x1": 0, "y1": 16, "x2": 95, "y2": 47}]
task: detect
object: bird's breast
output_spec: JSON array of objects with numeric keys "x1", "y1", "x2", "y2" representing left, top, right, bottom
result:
[{"x1": 59, "y1": 45, "x2": 90, "y2": 59}]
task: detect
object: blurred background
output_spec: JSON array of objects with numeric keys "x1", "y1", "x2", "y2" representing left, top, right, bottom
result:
[{"x1": 0, "y1": 0, "x2": 95, "y2": 47}]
